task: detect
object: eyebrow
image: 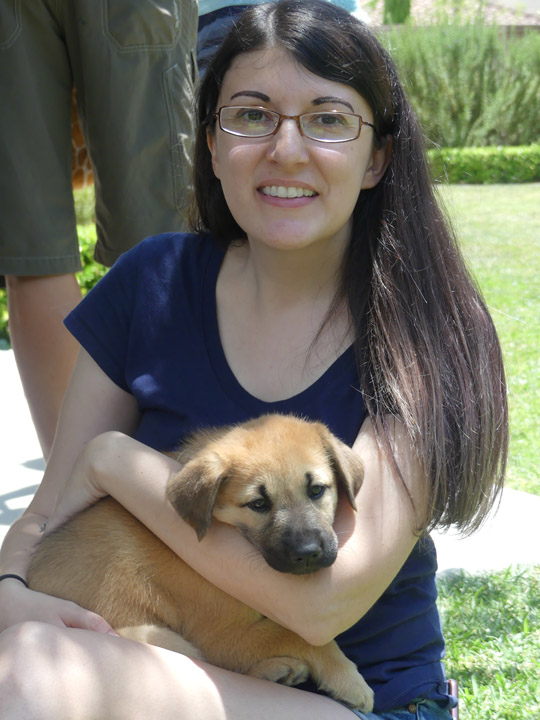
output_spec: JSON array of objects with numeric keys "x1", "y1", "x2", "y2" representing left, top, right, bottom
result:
[
  {"x1": 312, "y1": 96, "x2": 355, "y2": 113},
  {"x1": 230, "y1": 90, "x2": 270, "y2": 102},
  {"x1": 229, "y1": 91, "x2": 355, "y2": 113}
]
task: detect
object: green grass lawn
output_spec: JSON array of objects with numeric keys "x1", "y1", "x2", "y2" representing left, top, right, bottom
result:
[
  {"x1": 434, "y1": 185, "x2": 539, "y2": 720},
  {"x1": 437, "y1": 184, "x2": 540, "y2": 496},
  {"x1": 438, "y1": 566, "x2": 540, "y2": 720}
]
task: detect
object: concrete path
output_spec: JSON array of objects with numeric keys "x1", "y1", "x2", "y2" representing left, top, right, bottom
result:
[{"x1": 2, "y1": 348, "x2": 540, "y2": 575}]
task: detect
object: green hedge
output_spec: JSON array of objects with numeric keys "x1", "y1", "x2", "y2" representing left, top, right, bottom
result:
[{"x1": 429, "y1": 144, "x2": 540, "y2": 183}]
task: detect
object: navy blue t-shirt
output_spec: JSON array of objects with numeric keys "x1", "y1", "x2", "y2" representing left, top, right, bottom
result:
[{"x1": 65, "y1": 232, "x2": 454, "y2": 713}]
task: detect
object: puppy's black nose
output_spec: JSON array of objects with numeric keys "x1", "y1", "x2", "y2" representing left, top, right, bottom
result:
[
  {"x1": 263, "y1": 530, "x2": 338, "y2": 574},
  {"x1": 292, "y1": 541, "x2": 321, "y2": 567}
]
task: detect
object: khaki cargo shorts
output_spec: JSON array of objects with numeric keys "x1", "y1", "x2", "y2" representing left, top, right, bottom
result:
[{"x1": 0, "y1": 0, "x2": 197, "y2": 275}]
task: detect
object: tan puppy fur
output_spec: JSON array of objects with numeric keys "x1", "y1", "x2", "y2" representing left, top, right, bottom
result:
[{"x1": 27, "y1": 414, "x2": 374, "y2": 712}]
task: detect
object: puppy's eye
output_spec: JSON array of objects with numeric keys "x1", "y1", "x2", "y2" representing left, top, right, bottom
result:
[
  {"x1": 247, "y1": 498, "x2": 271, "y2": 513},
  {"x1": 308, "y1": 485, "x2": 326, "y2": 500}
]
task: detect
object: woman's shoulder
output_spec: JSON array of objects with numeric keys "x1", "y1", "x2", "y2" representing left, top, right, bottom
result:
[
  {"x1": 116, "y1": 231, "x2": 224, "y2": 284},
  {"x1": 135, "y1": 231, "x2": 218, "y2": 263},
  {"x1": 70, "y1": 231, "x2": 222, "y2": 321}
]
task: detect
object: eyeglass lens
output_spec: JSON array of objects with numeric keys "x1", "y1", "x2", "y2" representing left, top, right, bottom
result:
[{"x1": 219, "y1": 107, "x2": 361, "y2": 142}]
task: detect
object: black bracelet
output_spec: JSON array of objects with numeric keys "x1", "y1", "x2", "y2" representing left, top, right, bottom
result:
[{"x1": 0, "y1": 573, "x2": 29, "y2": 588}]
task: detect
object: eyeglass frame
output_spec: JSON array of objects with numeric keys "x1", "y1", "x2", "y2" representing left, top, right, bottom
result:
[{"x1": 212, "y1": 105, "x2": 377, "y2": 143}]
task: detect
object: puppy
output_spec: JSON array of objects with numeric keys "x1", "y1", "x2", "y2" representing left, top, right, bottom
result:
[{"x1": 27, "y1": 414, "x2": 374, "y2": 712}]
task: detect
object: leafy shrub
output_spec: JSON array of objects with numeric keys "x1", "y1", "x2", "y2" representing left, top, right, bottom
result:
[
  {"x1": 383, "y1": 24, "x2": 540, "y2": 148},
  {"x1": 74, "y1": 186, "x2": 96, "y2": 226},
  {"x1": 77, "y1": 224, "x2": 107, "y2": 294},
  {"x1": 0, "y1": 289, "x2": 7, "y2": 346},
  {"x1": 429, "y1": 145, "x2": 540, "y2": 183},
  {"x1": 383, "y1": 0, "x2": 410, "y2": 24}
]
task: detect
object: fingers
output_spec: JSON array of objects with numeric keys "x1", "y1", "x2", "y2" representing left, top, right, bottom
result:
[
  {"x1": 1, "y1": 582, "x2": 117, "y2": 636},
  {"x1": 59, "y1": 602, "x2": 119, "y2": 636}
]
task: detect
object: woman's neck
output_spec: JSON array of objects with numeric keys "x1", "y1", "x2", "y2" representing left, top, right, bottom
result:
[
  {"x1": 215, "y1": 239, "x2": 354, "y2": 403},
  {"x1": 228, "y1": 237, "x2": 347, "y2": 313}
]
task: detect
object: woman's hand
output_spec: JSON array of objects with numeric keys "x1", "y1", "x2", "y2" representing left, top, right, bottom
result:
[{"x1": 0, "y1": 578, "x2": 118, "y2": 635}]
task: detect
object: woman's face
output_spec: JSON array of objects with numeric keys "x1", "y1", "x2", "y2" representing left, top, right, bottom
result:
[{"x1": 207, "y1": 48, "x2": 388, "y2": 255}]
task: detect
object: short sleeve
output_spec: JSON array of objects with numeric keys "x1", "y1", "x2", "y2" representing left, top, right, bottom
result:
[{"x1": 64, "y1": 241, "x2": 142, "y2": 391}]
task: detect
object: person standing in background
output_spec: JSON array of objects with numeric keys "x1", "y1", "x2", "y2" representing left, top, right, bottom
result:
[
  {"x1": 0, "y1": 0, "x2": 198, "y2": 460},
  {"x1": 197, "y1": 0, "x2": 370, "y2": 70}
]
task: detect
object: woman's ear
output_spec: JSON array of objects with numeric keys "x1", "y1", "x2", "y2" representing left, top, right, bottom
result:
[
  {"x1": 207, "y1": 129, "x2": 220, "y2": 179},
  {"x1": 361, "y1": 135, "x2": 392, "y2": 190}
]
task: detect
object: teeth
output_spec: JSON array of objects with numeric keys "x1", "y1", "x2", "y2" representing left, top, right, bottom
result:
[{"x1": 261, "y1": 186, "x2": 316, "y2": 198}]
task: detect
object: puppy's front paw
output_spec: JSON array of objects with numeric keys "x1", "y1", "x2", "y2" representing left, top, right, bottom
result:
[
  {"x1": 247, "y1": 656, "x2": 310, "y2": 686},
  {"x1": 315, "y1": 654, "x2": 374, "y2": 713},
  {"x1": 334, "y1": 674, "x2": 374, "y2": 713}
]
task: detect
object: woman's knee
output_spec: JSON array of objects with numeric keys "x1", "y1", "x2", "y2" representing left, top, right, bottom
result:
[
  {"x1": 0, "y1": 622, "x2": 73, "y2": 719},
  {"x1": 0, "y1": 620, "x2": 53, "y2": 672}
]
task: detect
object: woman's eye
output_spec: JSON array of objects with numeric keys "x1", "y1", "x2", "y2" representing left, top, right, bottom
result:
[
  {"x1": 315, "y1": 113, "x2": 347, "y2": 126},
  {"x1": 237, "y1": 108, "x2": 271, "y2": 123},
  {"x1": 303, "y1": 112, "x2": 356, "y2": 139},
  {"x1": 242, "y1": 109, "x2": 264, "y2": 121},
  {"x1": 308, "y1": 485, "x2": 326, "y2": 499}
]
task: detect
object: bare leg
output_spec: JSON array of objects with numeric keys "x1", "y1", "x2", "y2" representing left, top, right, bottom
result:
[
  {"x1": 5, "y1": 274, "x2": 82, "y2": 459},
  {"x1": 0, "y1": 623, "x2": 358, "y2": 720}
]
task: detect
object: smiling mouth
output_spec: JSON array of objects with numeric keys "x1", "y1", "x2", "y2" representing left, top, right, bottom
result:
[{"x1": 259, "y1": 186, "x2": 317, "y2": 199}]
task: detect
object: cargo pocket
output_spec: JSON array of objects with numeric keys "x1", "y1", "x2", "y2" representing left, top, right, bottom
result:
[
  {"x1": 0, "y1": 0, "x2": 21, "y2": 49},
  {"x1": 104, "y1": 0, "x2": 188, "y2": 50},
  {"x1": 163, "y1": 57, "x2": 196, "y2": 217}
]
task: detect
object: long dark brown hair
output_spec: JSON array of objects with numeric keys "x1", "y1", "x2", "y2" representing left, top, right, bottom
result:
[{"x1": 190, "y1": 0, "x2": 508, "y2": 535}]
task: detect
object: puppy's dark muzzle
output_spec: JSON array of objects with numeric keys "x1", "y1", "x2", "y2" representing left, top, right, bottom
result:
[{"x1": 263, "y1": 528, "x2": 338, "y2": 575}]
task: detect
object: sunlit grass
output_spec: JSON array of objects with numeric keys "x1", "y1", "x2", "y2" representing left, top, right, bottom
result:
[
  {"x1": 438, "y1": 566, "x2": 540, "y2": 719},
  {"x1": 438, "y1": 183, "x2": 540, "y2": 495}
]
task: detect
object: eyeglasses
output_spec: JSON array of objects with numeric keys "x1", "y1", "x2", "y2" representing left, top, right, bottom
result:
[{"x1": 213, "y1": 106, "x2": 376, "y2": 143}]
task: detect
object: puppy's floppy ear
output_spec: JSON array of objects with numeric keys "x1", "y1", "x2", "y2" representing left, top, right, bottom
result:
[
  {"x1": 318, "y1": 426, "x2": 364, "y2": 510},
  {"x1": 167, "y1": 454, "x2": 229, "y2": 540}
]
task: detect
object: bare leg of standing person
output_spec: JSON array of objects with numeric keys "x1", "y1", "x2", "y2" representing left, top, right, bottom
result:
[{"x1": 6, "y1": 274, "x2": 82, "y2": 460}]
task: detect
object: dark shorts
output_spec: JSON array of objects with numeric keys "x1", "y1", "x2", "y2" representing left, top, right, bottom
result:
[{"x1": 0, "y1": 0, "x2": 197, "y2": 275}]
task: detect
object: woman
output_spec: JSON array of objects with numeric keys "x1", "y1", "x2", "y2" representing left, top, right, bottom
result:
[{"x1": 0, "y1": 1, "x2": 507, "y2": 718}]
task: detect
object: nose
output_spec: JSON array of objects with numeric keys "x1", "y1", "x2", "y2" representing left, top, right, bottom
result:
[
  {"x1": 291, "y1": 540, "x2": 322, "y2": 567},
  {"x1": 267, "y1": 118, "x2": 310, "y2": 166}
]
